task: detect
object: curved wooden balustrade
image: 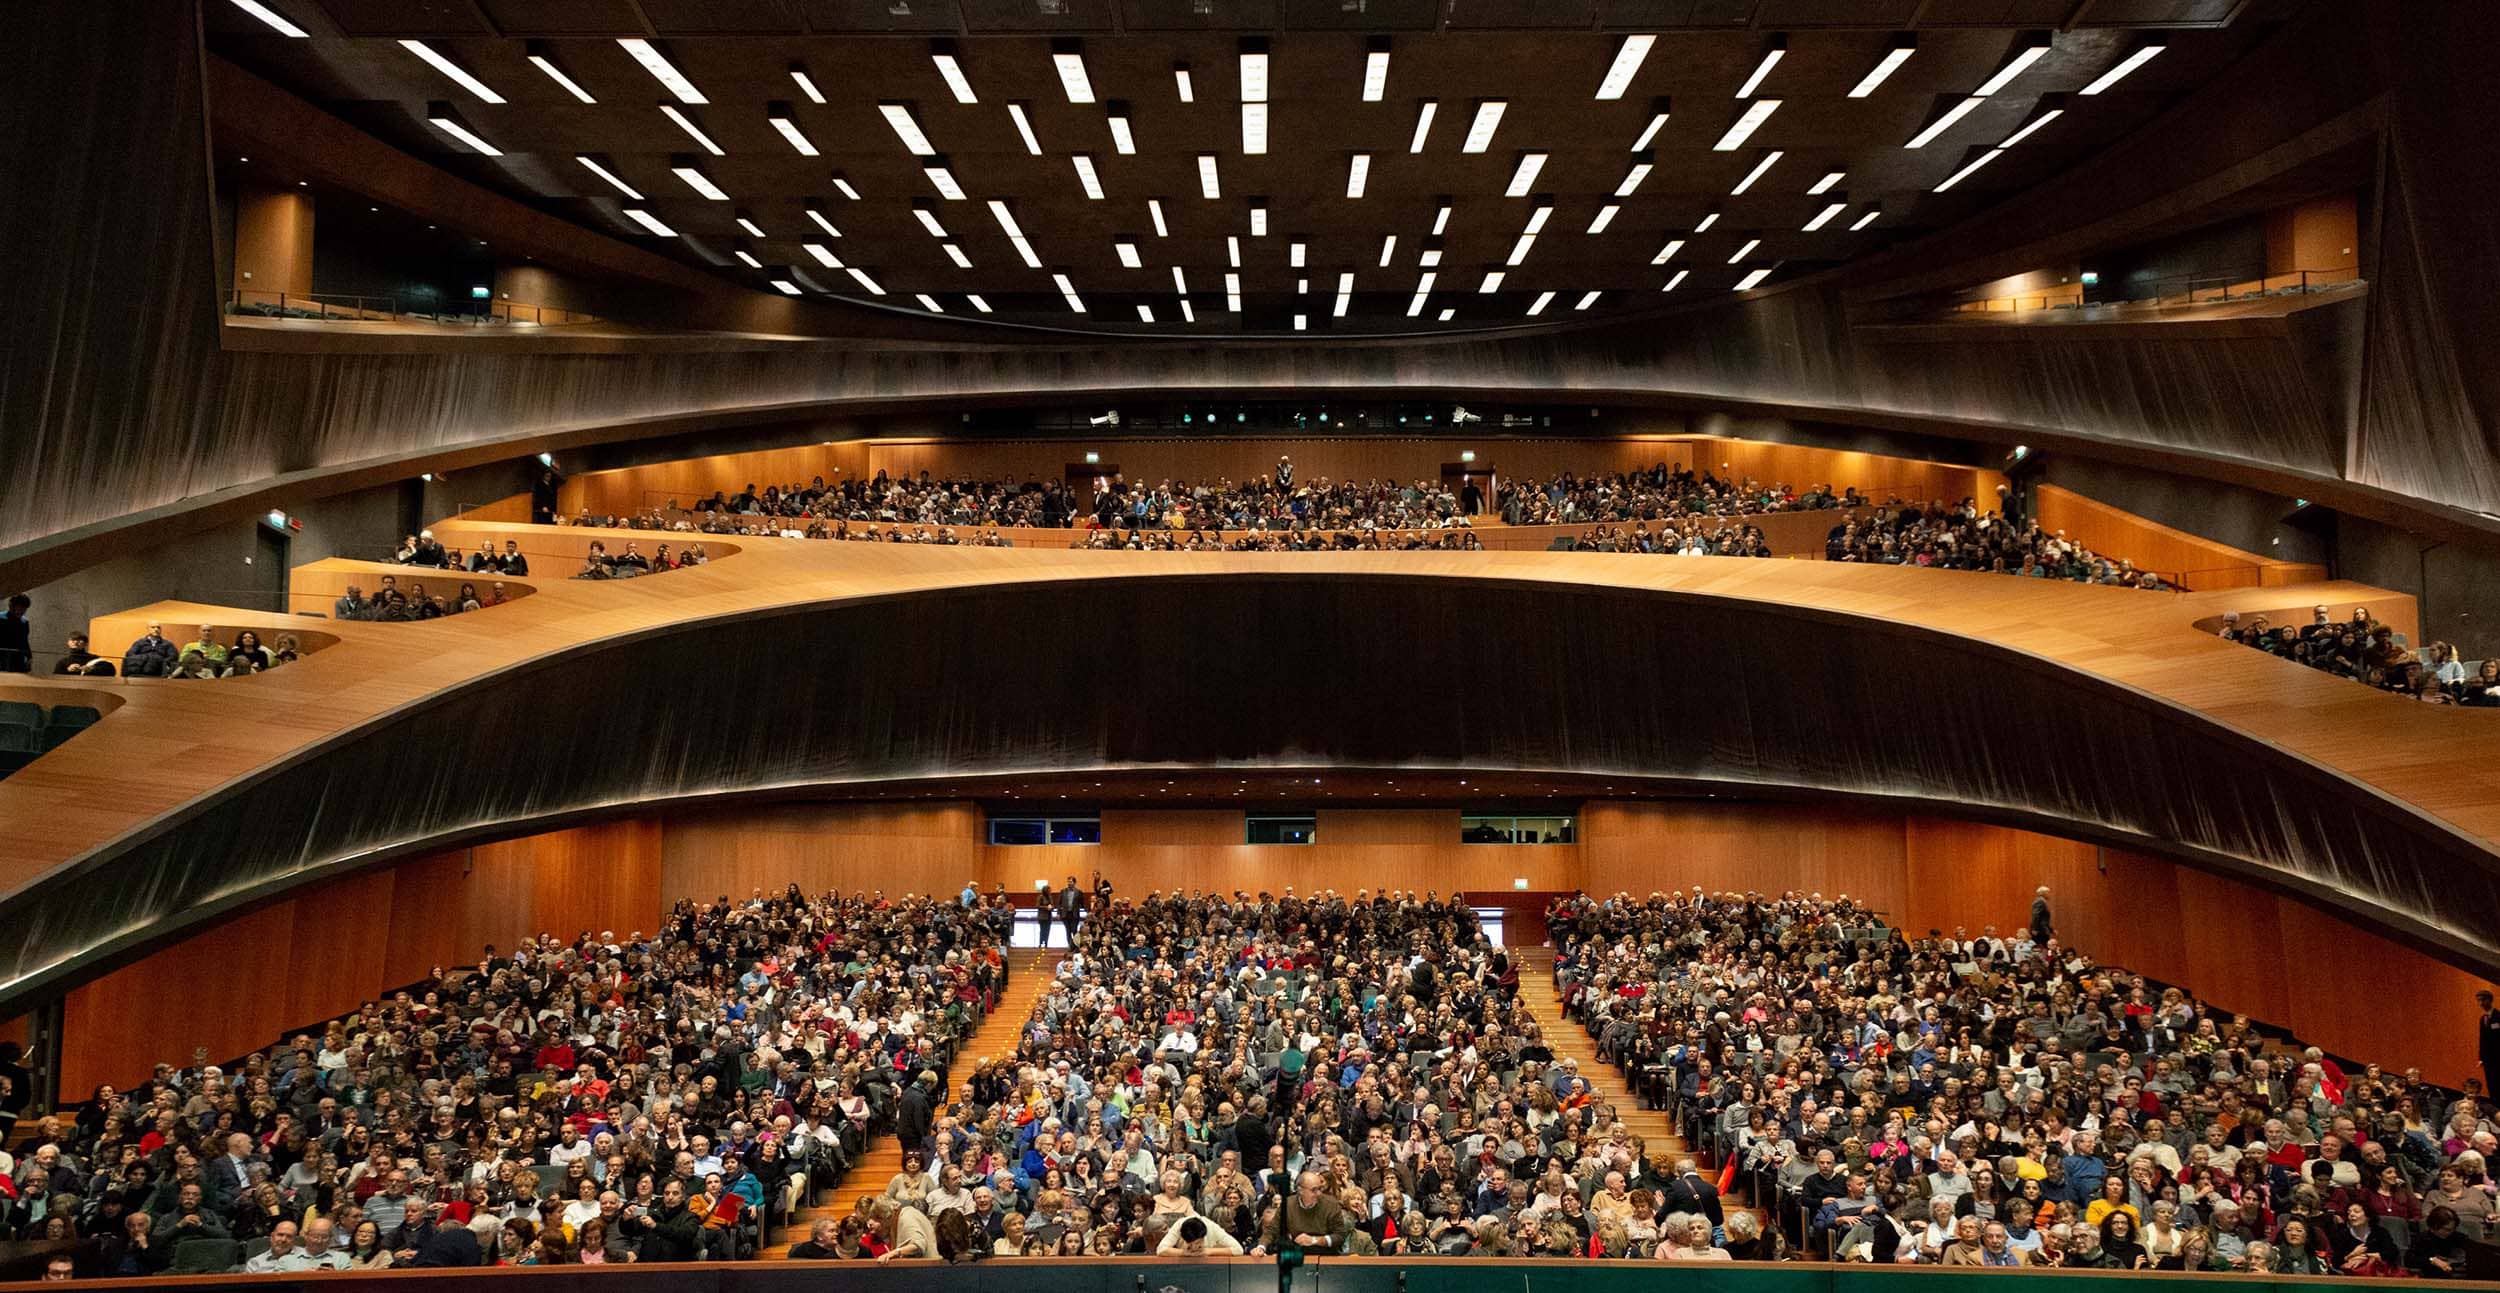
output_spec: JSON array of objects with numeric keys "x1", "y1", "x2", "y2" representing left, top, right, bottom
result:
[{"x1": 0, "y1": 518, "x2": 2493, "y2": 1016}]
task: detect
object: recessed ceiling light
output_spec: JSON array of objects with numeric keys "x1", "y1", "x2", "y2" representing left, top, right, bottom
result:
[
  {"x1": 1662, "y1": 268, "x2": 1690, "y2": 291},
  {"x1": 1249, "y1": 199, "x2": 1268, "y2": 236},
  {"x1": 672, "y1": 163, "x2": 728, "y2": 200},
  {"x1": 880, "y1": 102, "x2": 935, "y2": 156},
  {"x1": 944, "y1": 243, "x2": 973, "y2": 268},
  {"x1": 1850, "y1": 36, "x2": 1917, "y2": 98},
  {"x1": 923, "y1": 161, "x2": 966, "y2": 200},
  {"x1": 1975, "y1": 32, "x2": 2053, "y2": 97},
  {"x1": 1736, "y1": 35, "x2": 1786, "y2": 99},
  {"x1": 831, "y1": 173, "x2": 862, "y2": 201},
  {"x1": 1053, "y1": 41, "x2": 1095, "y2": 104},
  {"x1": 1148, "y1": 198, "x2": 1169, "y2": 236},
  {"x1": 1527, "y1": 290, "x2": 1555, "y2": 316},
  {"x1": 1408, "y1": 98, "x2": 1439, "y2": 154},
  {"x1": 1463, "y1": 99, "x2": 1507, "y2": 153},
  {"x1": 1735, "y1": 267, "x2": 1773, "y2": 291},
  {"x1": 1406, "y1": 272, "x2": 1435, "y2": 317},
  {"x1": 1072, "y1": 154, "x2": 1105, "y2": 200},
  {"x1": 931, "y1": 41, "x2": 978, "y2": 103},
  {"x1": 914, "y1": 202, "x2": 950, "y2": 237},
  {"x1": 1616, "y1": 154, "x2": 1653, "y2": 197},
  {"x1": 1597, "y1": 33, "x2": 1654, "y2": 100},
  {"x1": 1228, "y1": 235, "x2": 1242, "y2": 266},
  {"x1": 1290, "y1": 241, "x2": 1306, "y2": 267},
  {"x1": 918, "y1": 293, "x2": 946, "y2": 313},
  {"x1": 1933, "y1": 148, "x2": 2004, "y2": 192},
  {"x1": 1438, "y1": 307, "x2": 1455, "y2": 321},
  {"x1": 1632, "y1": 96, "x2": 1672, "y2": 150},
  {"x1": 617, "y1": 38, "x2": 705, "y2": 105},
  {"x1": 1239, "y1": 40, "x2": 1270, "y2": 103},
  {"x1": 1694, "y1": 208, "x2": 1721, "y2": 232},
  {"x1": 526, "y1": 44, "x2": 595, "y2": 104},
  {"x1": 803, "y1": 242, "x2": 841, "y2": 267},
  {"x1": 1293, "y1": 313, "x2": 1307, "y2": 331},
  {"x1": 2000, "y1": 103, "x2": 2065, "y2": 147},
  {"x1": 1433, "y1": 203, "x2": 1452, "y2": 235},
  {"x1": 1714, "y1": 99, "x2": 1780, "y2": 151},
  {"x1": 1905, "y1": 96, "x2": 1986, "y2": 149},
  {"x1": 1172, "y1": 266, "x2": 1189, "y2": 294},
  {"x1": 1179, "y1": 298, "x2": 1196, "y2": 322},
  {"x1": 1334, "y1": 271, "x2": 1354, "y2": 317},
  {"x1": 1728, "y1": 238, "x2": 1760, "y2": 263},
  {"x1": 425, "y1": 104, "x2": 501, "y2": 156},
  {"x1": 1507, "y1": 233, "x2": 1537, "y2": 265},
  {"x1": 1347, "y1": 153, "x2": 1372, "y2": 199},
  {"x1": 733, "y1": 248, "x2": 762, "y2": 268},
  {"x1": 1242, "y1": 102, "x2": 1269, "y2": 154},
  {"x1": 622, "y1": 208, "x2": 675, "y2": 237},
  {"x1": 1225, "y1": 272, "x2": 1242, "y2": 311},
  {"x1": 1108, "y1": 105, "x2": 1137, "y2": 154},
  {"x1": 1174, "y1": 62, "x2": 1195, "y2": 102},
  {"x1": 789, "y1": 62, "x2": 825, "y2": 105},
  {"x1": 1378, "y1": 234, "x2": 1397, "y2": 266},
  {"x1": 2081, "y1": 43, "x2": 2164, "y2": 95},
  {"x1": 848, "y1": 267, "x2": 886, "y2": 295},
  {"x1": 1419, "y1": 246, "x2": 1442, "y2": 266},
  {"x1": 1007, "y1": 102, "x2": 1042, "y2": 156},
  {"x1": 968, "y1": 294, "x2": 993, "y2": 313},
  {"x1": 1364, "y1": 37, "x2": 1392, "y2": 101},
  {"x1": 659, "y1": 104, "x2": 723, "y2": 156},
  {"x1": 1575, "y1": 290, "x2": 1602, "y2": 310},
  {"x1": 1803, "y1": 198, "x2": 1848, "y2": 231},
  {"x1": 770, "y1": 279, "x2": 801, "y2": 295},
  {"x1": 1478, "y1": 270, "x2": 1503, "y2": 293},
  {"x1": 1198, "y1": 154, "x2": 1222, "y2": 199},
  {"x1": 1850, "y1": 208, "x2": 1881, "y2": 231},
  {"x1": 767, "y1": 103, "x2": 819, "y2": 156},
  {"x1": 1807, "y1": 169, "x2": 1846, "y2": 195},
  {"x1": 1730, "y1": 149, "x2": 1783, "y2": 194},
  {"x1": 227, "y1": 0, "x2": 308, "y2": 37},
  {"x1": 1117, "y1": 239, "x2": 1143, "y2": 268},
  {"x1": 1506, "y1": 152, "x2": 1546, "y2": 196},
  {"x1": 575, "y1": 155, "x2": 641, "y2": 200},
  {"x1": 1136, "y1": 303, "x2": 1156, "y2": 323},
  {"x1": 1587, "y1": 204, "x2": 1620, "y2": 233},
  {"x1": 806, "y1": 206, "x2": 842, "y2": 238},
  {"x1": 400, "y1": 40, "x2": 503, "y2": 103}
]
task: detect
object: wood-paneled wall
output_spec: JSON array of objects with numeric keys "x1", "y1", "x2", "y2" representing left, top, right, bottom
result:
[
  {"x1": 2033, "y1": 484, "x2": 2326, "y2": 590},
  {"x1": 559, "y1": 433, "x2": 1997, "y2": 522},
  {"x1": 57, "y1": 818, "x2": 659, "y2": 1094},
  {"x1": 49, "y1": 798, "x2": 2497, "y2": 1097}
]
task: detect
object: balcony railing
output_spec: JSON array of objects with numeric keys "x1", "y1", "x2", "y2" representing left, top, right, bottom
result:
[
  {"x1": 224, "y1": 288, "x2": 598, "y2": 326},
  {"x1": 1943, "y1": 264, "x2": 2363, "y2": 317}
]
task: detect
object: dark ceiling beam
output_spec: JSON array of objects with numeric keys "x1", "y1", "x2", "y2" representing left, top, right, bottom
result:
[
  {"x1": 620, "y1": 0, "x2": 659, "y2": 41},
  {"x1": 2063, "y1": 0, "x2": 2099, "y2": 31}
]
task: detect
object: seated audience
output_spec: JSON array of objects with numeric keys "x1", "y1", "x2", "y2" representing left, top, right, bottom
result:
[{"x1": 53, "y1": 632, "x2": 115, "y2": 676}]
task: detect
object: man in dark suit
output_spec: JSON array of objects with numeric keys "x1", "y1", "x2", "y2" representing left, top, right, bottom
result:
[
  {"x1": 896, "y1": 1070, "x2": 935, "y2": 1156},
  {"x1": 205, "y1": 1131, "x2": 258, "y2": 1210},
  {"x1": 1056, "y1": 877, "x2": 1085, "y2": 940},
  {"x1": 1664, "y1": 1157, "x2": 1723, "y2": 1225}
]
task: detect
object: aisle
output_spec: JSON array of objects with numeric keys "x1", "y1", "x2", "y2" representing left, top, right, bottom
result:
[
  {"x1": 759, "y1": 948, "x2": 1059, "y2": 1257},
  {"x1": 1508, "y1": 947, "x2": 1686, "y2": 1157}
]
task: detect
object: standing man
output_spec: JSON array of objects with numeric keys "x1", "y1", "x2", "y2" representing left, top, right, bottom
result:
[
  {"x1": 0, "y1": 595, "x2": 30, "y2": 672},
  {"x1": 2478, "y1": 990, "x2": 2500, "y2": 1101},
  {"x1": 1275, "y1": 456, "x2": 1294, "y2": 489},
  {"x1": 1057, "y1": 876, "x2": 1084, "y2": 942},
  {"x1": 2029, "y1": 886, "x2": 2054, "y2": 946}
]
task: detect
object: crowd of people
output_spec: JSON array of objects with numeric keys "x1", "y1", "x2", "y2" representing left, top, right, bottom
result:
[
  {"x1": 1547, "y1": 887, "x2": 2498, "y2": 1276},
  {"x1": 568, "y1": 539, "x2": 711, "y2": 581},
  {"x1": 108, "y1": 622, "x2": 305, "y2": 680},
  {"x1": 1498, "y1": 470, "x2": 1861, "y2": 526},
  {"x1": 331, "y1": 574, "x2": 511, "y2": 622},
  {"x1": 4, "y1": 890, "x2": 1011, "y2": 1276},
  {"x1": 1564, "y1": 522, "x2": 1774, "y2": 558},
  {"x1": 2219, "y1": 605, "x2": 2500, "y2": 705},
  {"x1": 1824, "y1": 502, "x2": 2170, "y2": 589}
]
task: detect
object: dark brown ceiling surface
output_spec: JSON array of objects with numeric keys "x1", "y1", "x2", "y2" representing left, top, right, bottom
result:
[{"x1": 206, "y1": 0, "x2": 2297, "y2": 336}]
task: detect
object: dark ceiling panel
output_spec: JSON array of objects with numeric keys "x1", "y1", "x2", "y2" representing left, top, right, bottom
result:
[
  {"x1": 473, "y1": 0, "x2": 648, "y2": 35},
  {"x1": 311, "y1": 0, "x2": 494, "y2": 36},
  {"x1": 1755, "y1": 0, "x2": 1924, "y2": 28},
  {"x1": 1914, "y1": 0, "x2": 2085, "y2": 26},
  {"x1": 1277, "y1": 0, "x2": 1443, "y2": 30},
  {"x1": 1594, "y1": 0, "x2": 1759, "y2": 27},
  {"x1": 2079, "y1": 0, "x2": 2239, "y2": 26},
  {"x1": 955, "y1": 0, "x2": 1118, "y2": 32},
  {"x1": 1445, "y1": 0, "x2": 1603, "y2": 31},
  {"x1": 635, "y1": 0, "x2": 806, "y2": 34},
  {"x1": 1117, "y1": 0, "x2": 1280, "y2": 31},
  {"x1": 796, "y1": 0, "x2": 970, "y2": 31}
]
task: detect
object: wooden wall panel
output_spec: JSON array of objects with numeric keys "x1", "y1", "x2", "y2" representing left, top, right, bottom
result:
[
  {"x1": 1581, "y1": 801, "x2": 1912, "y2": 914},
  {"x1": 2033, "y1": 484, "x2": 2324, "y2": 590},
  {"x1": 61, "y1": 903, "x2": 301, "y2": 1097},
  {"x1": 659, "y1": 801, "x2": 983, "y2": 905},
  {"x1": 280, "y1": 866, "x2": 394, "y2": 1033},
  {"x1": 982, "y1": 808, "x2": 1580, "y2": 903}
]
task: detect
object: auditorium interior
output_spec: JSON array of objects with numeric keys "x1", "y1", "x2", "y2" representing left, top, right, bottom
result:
[{"x1": 7, "y1": 0, "x2": 2500, "y2": 1286}]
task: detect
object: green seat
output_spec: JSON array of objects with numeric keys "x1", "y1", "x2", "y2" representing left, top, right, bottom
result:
[
  {"x1": 0, "y1": 723, "x2": 41, "y2": 754},
  {"x1": 0, "y1": 700, "x2": 42, "y2": 729},
  {"x1": 167, "y1": 1238, "x2": 241, "y2": 1274},
  {"x1": 45, "y1": 704, "x2": 99, "y2": 730}
]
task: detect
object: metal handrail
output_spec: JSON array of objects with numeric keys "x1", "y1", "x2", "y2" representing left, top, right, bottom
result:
[
  {"x1": 223, "y1": 287, "x2": 598, "y2": 327},
  {"x1": 1946, "y1": 264, "x2": 2362, "y2": 317}
]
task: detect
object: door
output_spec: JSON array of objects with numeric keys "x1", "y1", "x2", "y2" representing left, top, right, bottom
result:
[
  {"x1": 1440, "y1": 462, "x2": 1495, "y2": 518},
  {"x1": 251, "y1": 524, "x2": 290, "y2": 614}
]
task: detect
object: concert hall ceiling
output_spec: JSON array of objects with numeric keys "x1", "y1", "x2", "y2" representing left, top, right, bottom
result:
[{"x1": 206, "y1": 0, "x2": 2298, "y2": 336}]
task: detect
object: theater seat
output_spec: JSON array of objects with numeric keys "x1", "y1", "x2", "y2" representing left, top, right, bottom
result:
[
  {"x1": 40, "y1": 705, "x2": 101, "y2": 751},
  {"x1": 167, "y1": 1238, "x2": 241, "y2": 1274}
]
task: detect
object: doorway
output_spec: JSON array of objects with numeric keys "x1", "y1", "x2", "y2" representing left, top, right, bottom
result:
[
  {"x1": 1441, "y1": 462, "x2": 1495, "y2": 518},
  {"x1": 251, "y1": 524, "x2": 290, "y2": 614}
]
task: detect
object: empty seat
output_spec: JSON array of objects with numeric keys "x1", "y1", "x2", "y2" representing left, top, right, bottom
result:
[
  {"x1": 0, "y1": 700, "x2": 42, "y2": 729},
  {"x1": 0, "y1": 721, "x2": 41, "y2": 755}
]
